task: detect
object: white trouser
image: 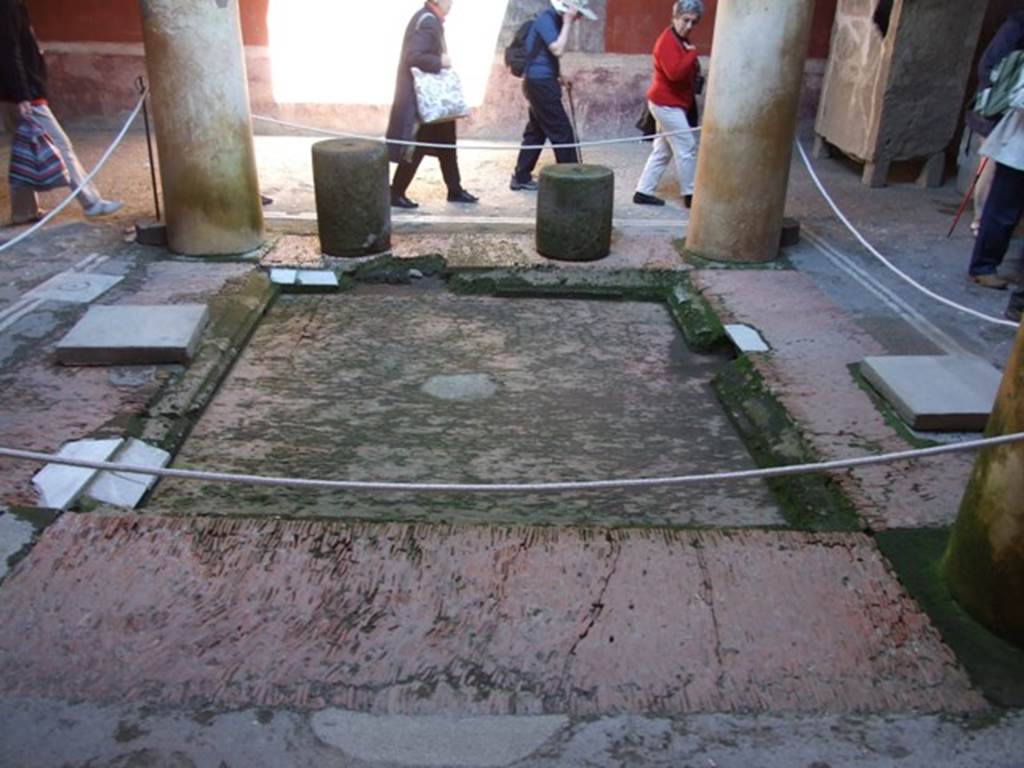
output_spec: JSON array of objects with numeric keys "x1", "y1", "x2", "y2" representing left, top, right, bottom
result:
[
  {"x1": 635, "y1": 101, "x2": 699, "y2": 197},
  {"x1": 6, "y1": 102, "x2": 102, "y2": 219}
]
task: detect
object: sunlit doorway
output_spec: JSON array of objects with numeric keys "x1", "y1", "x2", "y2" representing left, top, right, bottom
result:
[{"x1": 267, "y1": 0, "x2": 508, "y2": 106}]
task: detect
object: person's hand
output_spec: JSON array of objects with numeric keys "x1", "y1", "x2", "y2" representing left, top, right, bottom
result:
[
  {"x1": 17, "y1": 101, "x2": 32, "y2": 120},
  {"x1": 682, "y1": 40, "x2": 695, "y2": 51},
  {"x1": 565, "y1": 5, "x2": 580, "y2": 21},
  {"x1": 441, "y1": 53, "x2": 452, "y2": 68}
]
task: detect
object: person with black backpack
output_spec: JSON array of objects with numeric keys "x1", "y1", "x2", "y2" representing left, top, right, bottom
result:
[{"x1": 508, "y1": 0, "x2": 597, "y2": 191}]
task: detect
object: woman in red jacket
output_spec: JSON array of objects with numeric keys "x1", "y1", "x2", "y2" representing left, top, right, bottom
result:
[{"x1": 633, "y1": 0, "x2": 704, "y2": 208}]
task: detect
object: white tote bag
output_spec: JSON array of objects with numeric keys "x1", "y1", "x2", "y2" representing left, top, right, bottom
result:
[{"x1": 410, "y1": 66, "x2": 470, "y2": 125}]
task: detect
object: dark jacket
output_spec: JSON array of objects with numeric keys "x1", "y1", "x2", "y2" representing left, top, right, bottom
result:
[
  {"x1": 0, "y1": 0, "x2": 47, "y2": 103},
  {"x1": 385, "y1": 4, "x2": 456, "y2": 163},
  {"x1": 967, "y1": 12, "x2": 1024, "y2": 137}
]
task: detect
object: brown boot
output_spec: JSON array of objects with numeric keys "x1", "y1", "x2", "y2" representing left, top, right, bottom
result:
[{"x1": 968, "y1": 273, "x2": 1009, "y2": 290}]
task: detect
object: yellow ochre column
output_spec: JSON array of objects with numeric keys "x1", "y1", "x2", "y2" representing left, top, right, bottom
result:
[
  {"x1": 139, "y1": 0, "x2": 264, "y2": 255},
  {"x1": 686, "y1": 0, "x2": 813, "y2": 263}
]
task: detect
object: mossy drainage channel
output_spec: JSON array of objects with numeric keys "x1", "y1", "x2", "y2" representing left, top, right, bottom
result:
[{"x1": 139, "y1": 262, "x2": 856, "y2": 531}]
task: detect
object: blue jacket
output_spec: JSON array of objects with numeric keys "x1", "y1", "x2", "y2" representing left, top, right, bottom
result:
[{"x1": 524, "y1": 9, "x2": 562, "y2": 80}]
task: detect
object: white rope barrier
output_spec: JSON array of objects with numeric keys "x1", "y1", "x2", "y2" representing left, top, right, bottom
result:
[
  {"x1": 796, "y1": 140, "x2": 1019, "y2": 330},
  {"x1": 2, "y1": 432, "x2": 1021, "y2": 495},
  {"x1": 251, "y1": 113, "x2": 700, "y2": 152},
  {"x1": 0, "y1": 90, "x2": 148, "y2": 256}
]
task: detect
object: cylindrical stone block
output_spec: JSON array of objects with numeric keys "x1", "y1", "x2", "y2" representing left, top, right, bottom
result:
[
  {"x1": 687, "y1": 0, "x2": 813, "y2": 263},
  {"x1": 140, "y1": 0, "x2": 264, "y2": 256},
  {"x1": 536, "y1": 164, "x2": 614, "y2": 262},
  {"x1": 312, "y1": 139, "x2": 391, "y2": 257}
]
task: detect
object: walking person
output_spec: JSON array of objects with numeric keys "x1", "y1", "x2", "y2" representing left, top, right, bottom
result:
[
  {"x1": 965, "y1": 11, "x2": 1024, "y2": 241},
  {"x1": 509, "y1": 0, "x2": 597, "y2": 192},
  {"x1": 969, "y1": 101, "x2": 1024, "y2": 321},
  {"x1": 633, "y1": 0, "x2": 704, "y2": 208},
  {"x1": 1, "y1": 0, "x2": 121, "y2": 226},
  {"x1": 386, "y1": 0, "x2": 477, "y2": 209}
]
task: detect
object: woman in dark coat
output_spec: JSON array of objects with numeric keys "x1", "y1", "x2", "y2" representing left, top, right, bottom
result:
[{"x1": 385, "y1": 0, "x2": 477, "y2": 208}]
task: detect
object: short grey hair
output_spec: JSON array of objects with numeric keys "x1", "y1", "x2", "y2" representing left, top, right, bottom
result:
[{"x1": 673, "y1": 0, "x2": 704, "y2": 18}]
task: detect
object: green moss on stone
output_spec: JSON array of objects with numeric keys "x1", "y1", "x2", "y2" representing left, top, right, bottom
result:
[
  {"x1": 879, "y1": 528, "x2": 1024, "y2": 706},
  {"x1": 713, "y1": 357, "x2": 861, "y2": 531},
  {"x1": 665, "y1": 274, "x2": 728, "y2": 354}
]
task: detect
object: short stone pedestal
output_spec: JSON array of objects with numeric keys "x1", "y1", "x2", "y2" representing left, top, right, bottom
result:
[
  {"x1": 536, "y1": 164, "x2": 614, "y2": 262},
  {"x1": 312, "y1": 139, "x2": 390, "y2": 257}
]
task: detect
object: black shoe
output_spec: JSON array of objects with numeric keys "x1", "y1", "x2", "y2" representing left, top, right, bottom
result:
[
  {"x1": 391, "y1": 194, "x2": 419, "y2": 209},
  {"x1": 633, "y1": 191, "x2": 665, "y2": 206},
  {"x1": 683, "y1": 194, "x2": 693, "y2": 209},
  {"x1": 260, "y1": 194, "x2": 274, "y2": 206},
  {"x1": 447, "y1": 188, "x2": 479, "y2": 204},
  {"x1": 510, "y1": 176, "x2": 538, "y2": 191},
  {"x1": 1007, "y1": 304, "x2": 1023, "y2": 322}
]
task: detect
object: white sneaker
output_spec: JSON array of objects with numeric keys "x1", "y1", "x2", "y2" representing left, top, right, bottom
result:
[{"x1": 84, "y1": 199, "x2": 124, "y2": 218}]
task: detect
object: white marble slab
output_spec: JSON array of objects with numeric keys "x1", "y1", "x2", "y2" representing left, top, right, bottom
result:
[
  {"x1": 87, "y1": 439, "x2": 171, "y2": 509},
  {"x1": 724, "y1": 323, "x2": 770, "y2": 353},
  {"x1": 32, "y1": 438, "x2": 124, "y2": 510}
]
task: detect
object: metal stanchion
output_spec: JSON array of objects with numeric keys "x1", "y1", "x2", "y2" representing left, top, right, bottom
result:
[{"x1": 134, "y1": 76, "x2": 167, "y2": 246}]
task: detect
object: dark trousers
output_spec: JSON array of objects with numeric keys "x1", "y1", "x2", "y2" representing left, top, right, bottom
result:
[
  {"x1": 970, "y1": 161, "x2": 1024, "y2": 276},
  {"x1": 391, "y1": 147, "x2": 461, "y2": 197},
  {"x1": 513, "y1": 78, "x2": 580, "y2": 183}
]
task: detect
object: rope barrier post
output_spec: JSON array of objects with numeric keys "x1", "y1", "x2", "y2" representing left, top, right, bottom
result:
[
  {"x1": 564, "y1": 80, "x2": 583, "y2": 163},
  {"x1": 134, "y1": 76, "x2": 167, "y2": 247}
]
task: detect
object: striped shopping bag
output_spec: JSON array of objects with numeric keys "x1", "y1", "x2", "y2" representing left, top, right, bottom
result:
[{"x1": 8, "y1": 118, "x2": 70, "y2": 190}]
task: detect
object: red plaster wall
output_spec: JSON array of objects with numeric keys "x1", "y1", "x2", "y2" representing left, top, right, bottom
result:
[
  {"x1": 606, "y1": 0, "x2": 838, "y2": 58},
  {"x1": 25, "y1": 0, "x2": 269, "y2": 45}
]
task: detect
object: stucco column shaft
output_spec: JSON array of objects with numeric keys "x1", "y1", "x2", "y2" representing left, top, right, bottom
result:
[
  {"x1": 945, "y1": 322, "x2": 1024, "y2": 646},
  {"x1": 687, "y1": 0, "x2": 813, "y2": 263},
  {"x1": 140, "y1": 0, "x2": 263, "y2": 255}
]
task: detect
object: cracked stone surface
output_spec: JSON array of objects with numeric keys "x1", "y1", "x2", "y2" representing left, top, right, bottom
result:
[
  {"x1": 0, "y1": 515, "x2": 983, "y2": 715},
  {"x1": 693, "y1": 269, "x2": 974, "y2": 529},
  {"x1": 150, "y1": 290, "x2": 782, "y2": 527}
]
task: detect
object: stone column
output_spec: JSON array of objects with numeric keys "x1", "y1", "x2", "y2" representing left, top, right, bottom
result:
[
  {"x1": 945, "y1": 322, "x2": 1024, "y2": 646},
  {"x1": 139, "y1": 0, "x2": 263, "y2": 255},
  {"x1": 686, "y1": 0, "x2": 813, "y2": 263}
]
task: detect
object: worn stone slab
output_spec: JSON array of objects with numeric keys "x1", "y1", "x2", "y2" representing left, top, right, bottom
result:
[
  {"x1": 389, "y1": 233, "x2": 685, "y2": 271},
  {"x1": 861, "y1": 355, "x2": 1002, "y2": 432},
  {"x1": 151, "y1": 292, "x2": 781, "y2": 528},
  {"x1": 86, "y1": 439, "x2": 171, "y2": 509},
  {"x1": 694, "y1": 270, "x2": 975, "y2": 529},
  {"x1": 0, "y1": 516, "x2": 982, "y2": 715},
  {"x1": 724, "y1": 323, "x2": 770, "y2": 353},
  {"x1": 56, "y1": 305, "x2": 209, "y2": 366},
  {"x1": 25, "y1": 271, "x2": 122, "y2": 304},
  {"x1": 311, "y1": 711, "x2": 569, "y2": 767},
  {"x1": 260, "y1": 235, "x2": 325, "y2": 269},
  {"x1": 31, "y1": 438, "x2": 123, "y2": 510}
]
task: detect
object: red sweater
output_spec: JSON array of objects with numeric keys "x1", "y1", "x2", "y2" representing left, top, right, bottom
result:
[{"x1": 646, "y1": 27, "x2": 699, "y2": 111}]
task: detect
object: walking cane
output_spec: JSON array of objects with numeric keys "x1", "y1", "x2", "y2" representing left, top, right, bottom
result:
[
  {"x1": 947, "y1": 156, "x2": 988, "y2": 238},
  {"x1": 564, "y1": 80, "x2": 583, "y2": 163}
]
